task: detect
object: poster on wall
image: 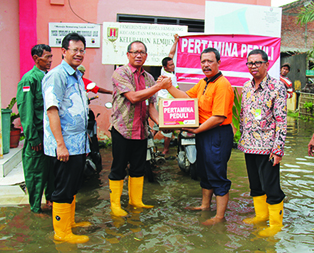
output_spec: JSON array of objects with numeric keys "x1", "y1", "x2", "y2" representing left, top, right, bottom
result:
[
  {"x1": 49, "y1": 23, "x2": 101, "y2": 48},
  {"x1": 102, "y1": 22, "x2": 188, "y2": 66},
  {"x1": 205, "y1": 1, "x2": 282, "y2": 37},
  {"x1": 175, "y1": 34, "x2": 281, "y2": 87}
]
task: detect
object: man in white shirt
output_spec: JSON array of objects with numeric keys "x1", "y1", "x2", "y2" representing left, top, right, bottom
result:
[{"x1": 157, "y1": 34, "x2": 179, "y2": 155}]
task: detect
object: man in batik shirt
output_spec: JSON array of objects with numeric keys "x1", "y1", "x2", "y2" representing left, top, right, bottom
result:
[
  {"x1": 42, "y1": 33, "x2": 90, "y2": 244},
  {"x1": 238, "y1": 49, "x2": 287, "y2": 237},
  {"x1": 109, "y1": 40, "x2": 171, "y2": 217}
]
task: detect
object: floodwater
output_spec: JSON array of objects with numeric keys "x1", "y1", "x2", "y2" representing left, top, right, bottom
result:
[{"x1": 1, "y1": 116, "x2": 314, "y2": 252}]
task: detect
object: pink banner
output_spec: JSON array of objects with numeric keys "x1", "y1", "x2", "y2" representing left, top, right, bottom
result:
[{"x1": 175, "y1": 34, "x2": 281, "y2": 87}]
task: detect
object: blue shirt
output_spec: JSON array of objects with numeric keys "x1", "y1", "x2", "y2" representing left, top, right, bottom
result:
[{"x1": 42, "y1": 60, "x2": 90, "y2": 156}]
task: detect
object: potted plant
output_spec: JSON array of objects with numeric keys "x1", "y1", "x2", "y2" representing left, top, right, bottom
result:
[{"x1": 7, "y1": 97, "x2": 21, "y2": 148}]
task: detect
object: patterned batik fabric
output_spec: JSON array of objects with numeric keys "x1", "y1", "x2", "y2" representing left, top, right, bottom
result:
[
  {"x1": 111, "y1": 64, "x2": 156, "y2": 140},
  {"x1": 42, "y1": 60, "x2": 90, "y2": 156},
  {"x1": 238, "y1": 74, "x2": 287, "y2": 156}
]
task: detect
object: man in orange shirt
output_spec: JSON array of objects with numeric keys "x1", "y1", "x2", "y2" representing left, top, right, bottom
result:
[{"x1": 160, "y1": 47, "x2": 234, "y2": 225}]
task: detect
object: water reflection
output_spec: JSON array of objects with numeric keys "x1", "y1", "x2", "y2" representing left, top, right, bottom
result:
[{"x1": 1, "y1": 116, "x2": 314, "y2": 252}]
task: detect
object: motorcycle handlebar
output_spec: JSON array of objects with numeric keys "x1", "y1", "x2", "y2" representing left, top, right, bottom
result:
[{"x1": 89, "y1": 96, "x2": 99, "y2": 101}]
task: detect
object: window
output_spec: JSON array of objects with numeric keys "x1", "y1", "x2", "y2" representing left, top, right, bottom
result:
[
  {"x1": 117, "y1": 14, "x2": 204, "y2": 32},
  {"x1": 117, "y1": 14, "x2": 204, "y2": 79}
]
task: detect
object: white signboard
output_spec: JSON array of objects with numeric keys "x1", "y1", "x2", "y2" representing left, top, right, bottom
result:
[
  {"x1": 49, "y1": 23, "x2": 101, "y2": 48},
  {"x1": 205, "y1": 1, "x2": 282, "y2": 38},
  {"x1": 102, "y1": 22, "x2": 188, "y2": 66}
]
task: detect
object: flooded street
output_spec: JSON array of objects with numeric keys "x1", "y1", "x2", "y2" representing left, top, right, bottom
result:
[{"x1": 1, "y1": 116, "x2": 314, "y2": 252}]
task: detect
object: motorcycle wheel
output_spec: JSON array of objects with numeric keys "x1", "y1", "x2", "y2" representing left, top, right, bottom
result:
[
  {"x1": 190, "y1": 162, "x2": 198, "y2": 180},
  {"x1": 145, "y1": 161, "x2": 154, "y2": 182},
  {"x1": 84, "y1": 158, "x2": 96, "y2": 177},
  {"x1": 96, "y1": 154, "x2": 103, "y2": 173},
  {"x1": 177, "y1": 146, "x2": 188, "y2": 173}
]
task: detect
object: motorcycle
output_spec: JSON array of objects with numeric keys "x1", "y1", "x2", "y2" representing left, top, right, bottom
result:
[
  {"x1": 177, "y1": 130, "x2": 198, "y2": 180},
  {"x1": 104, "y1": 102, "x2": 165, "y2": 182},
  {"x1": 84, "y1": 83, "x2": 103, "y2": 176},
  {"x1": 145, "y1": 125, "x2": 166, "y2": 182}
]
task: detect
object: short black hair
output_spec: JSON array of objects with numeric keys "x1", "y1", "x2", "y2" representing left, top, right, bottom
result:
[
  {"x1": 62, "y1": 32, "x2": 86, "y2": 50},
  {"x1": 200, "y1": 47, "x2": 220, "y2": 62},
  {"x1": 127, "y1": 41, "x2": 147, "y2": 53},
  {"x1": 31, "y1": 44, "x2": 51, "y2": 57},
  {"x1": 248, "y1": 49, "x2": 268, "y2": 62},
  {"x1": 162, "y1": 57, "x2": 173, "y2": 67}
]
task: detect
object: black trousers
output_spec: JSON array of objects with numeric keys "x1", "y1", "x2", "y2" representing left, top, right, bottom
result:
[
  {"x1": 245, "y1": 153, "x2": 285, "y2": 204},
  {"x1": 109, "y1": 127, "x2": 147, "y2": 180},
  {"x1": 50, "y1": 154, "x2": 86, "y2": 204}
]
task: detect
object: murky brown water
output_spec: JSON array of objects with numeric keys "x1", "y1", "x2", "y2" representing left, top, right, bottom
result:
[{"x1": 1, "y1": 116, "x2": 314, "y2": 252}]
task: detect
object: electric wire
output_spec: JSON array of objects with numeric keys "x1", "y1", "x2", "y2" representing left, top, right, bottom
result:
[{"x1": 68, "y1": 0, "x2": 100, "y2": 25}]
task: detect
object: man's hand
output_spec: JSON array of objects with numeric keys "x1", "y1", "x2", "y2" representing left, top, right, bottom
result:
[
  {"x1": 182, "y1": 127, "x2": 199, "y2": 134},
  {"x1": 157, "y1": 76, "x2": 172, "y2": 90},
  {"x1": 174, "y1": 34, "x2": 179, "y2": 42},
  {"x1": 308, "y1": 134, "x2": 314, "y2": 156},
  {"x1": 57, "y1": 144, "x2": 70, "y2": 163},
  {"x1": 270, "y1": 153, "x2": 282, "y2": 166},
  {"x1": 47, "y1": 106, "x2": 69, "y2": 163},
  {"x1": 31, "y1": 143, "x2": 42, "y2": 152}
]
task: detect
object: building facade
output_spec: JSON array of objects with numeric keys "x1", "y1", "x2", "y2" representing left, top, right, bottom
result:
[{"x1": 1, "y1": 0, "x2": 271, "y2": 138}]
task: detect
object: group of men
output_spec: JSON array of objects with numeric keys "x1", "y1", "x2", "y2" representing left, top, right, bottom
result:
[
  {"x1": 109, "y1": 39, "x2": 288, "y2": 237},
  {"x1": 16, "y1": 31, "x2": 290, "y2": 244}
]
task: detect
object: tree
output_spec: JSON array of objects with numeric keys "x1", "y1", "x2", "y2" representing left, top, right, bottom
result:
[
  {"x1": 298, "y1": 2, "x2": 314, "y2": 68},
  {"x1": 298, "y1": 2, "x2": 314, "y2": 25}
]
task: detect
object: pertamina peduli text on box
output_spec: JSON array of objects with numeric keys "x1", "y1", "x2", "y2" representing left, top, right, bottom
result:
[{"x1": 158, "y1": 98, "x2": 199, "y2": 130}]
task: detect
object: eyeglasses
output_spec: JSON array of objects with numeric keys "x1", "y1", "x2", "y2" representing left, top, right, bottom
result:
[
  {"x1": 40, "y1": 54, "x2": 53, "y2": 59},
  {"x1": 67, "y1": 48, "x2": 86, "y2": 55},
  {"x1": 246, "y1": 61, "x2": 267, "y2": 68},
  {"x1": 128, "y1": 51, "x2": 147, "y2": 56}
]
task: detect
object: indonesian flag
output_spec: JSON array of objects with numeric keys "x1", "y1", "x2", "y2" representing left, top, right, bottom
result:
[{"x1": 23, "y1": 86, "x2": 30, "y2": 92}]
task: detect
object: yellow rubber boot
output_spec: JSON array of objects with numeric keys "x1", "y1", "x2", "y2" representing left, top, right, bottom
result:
[
  {"x1": 109, "y1": 179, "x2": 128, "y2": 217},
  {"x1": 71, "y1": 195, "x2": 92, "y2": 228},
  {"x1": 53, "y1": 202, "x2": 89, "y2": 244},
  {"x1": 128, "y1": 176, "x2": 154, "y2": 209},
  {"x1": 243, "y1": 195, "x2": 269, "y2": 224},
  {"x1": 258, "y1": 201, "x2": 284, "y2": 237}
]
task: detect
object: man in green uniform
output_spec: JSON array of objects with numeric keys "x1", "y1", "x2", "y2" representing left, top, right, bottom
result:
[{"x1": 16, "y1": 44, "x2": 54, "y2": 214}]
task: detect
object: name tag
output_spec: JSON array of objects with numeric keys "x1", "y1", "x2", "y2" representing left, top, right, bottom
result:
[{"x1": 254, "y1": 109, "x2": 262, "y2": 120}]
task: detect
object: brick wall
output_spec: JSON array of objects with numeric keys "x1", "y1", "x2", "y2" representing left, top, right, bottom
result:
[{"x1": 281, "y1": 0, "x2": 314, "y2": 52}]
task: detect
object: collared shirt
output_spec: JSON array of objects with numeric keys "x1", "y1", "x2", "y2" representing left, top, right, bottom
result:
[
  {"x1": 238, "y1": 74, "x2": 287, "y2": 156},
  {"x1": 186, "y1": 72, "x2": 234, "y2": 124},
  {"x1": 42, "y1": 60, "x2": 90, "y2": 156},
  {"x1": 16, "y1": 66, "x2": 45, "y2": 147},
  {"x1": 111, "y1": 63, "x2": 156, "y2": 140},
  {"x1": 158, "y1": 68, "x2": 179, "y2": 99}
]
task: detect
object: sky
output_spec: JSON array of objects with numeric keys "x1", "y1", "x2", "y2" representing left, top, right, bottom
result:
[{"x1": 271, "y1": 0, "x2": 298, "y2": 7}]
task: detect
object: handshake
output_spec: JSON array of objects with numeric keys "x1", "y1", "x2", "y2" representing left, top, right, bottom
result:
[{"x1": 157, "y1": 75, "x2": 172, "y2": 90}]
